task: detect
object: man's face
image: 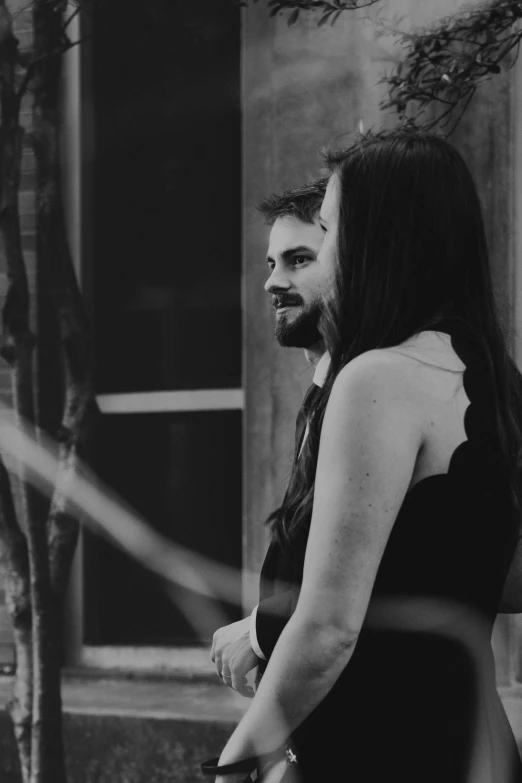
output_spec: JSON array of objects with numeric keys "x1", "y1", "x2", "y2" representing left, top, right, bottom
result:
[{"x1": 264, "y1": 215, "x2": 330, "y2": 348}]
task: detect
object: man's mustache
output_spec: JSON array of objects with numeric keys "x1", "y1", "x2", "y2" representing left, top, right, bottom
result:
[{"x1": 271, "y1": 295, "x2": 304, "y2": 310}]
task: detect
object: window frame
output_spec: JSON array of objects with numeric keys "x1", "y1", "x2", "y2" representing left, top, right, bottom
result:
[{"x1": 63, "y1": 11, "x2": 244, "y2": 674}]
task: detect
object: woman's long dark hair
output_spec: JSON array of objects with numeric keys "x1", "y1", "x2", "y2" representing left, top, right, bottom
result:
[{"x1": 268, "y1": 128, "x2": 522, "y2": 549}]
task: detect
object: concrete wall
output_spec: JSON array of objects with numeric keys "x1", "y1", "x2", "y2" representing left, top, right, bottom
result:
[{"x1": 241, "y1": 2, "x2": 520, "y2": 693}]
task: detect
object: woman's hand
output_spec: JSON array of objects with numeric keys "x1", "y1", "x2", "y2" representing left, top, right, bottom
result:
[{"x1": 211, "y1": 617, "x2": 260, "y2": 697}]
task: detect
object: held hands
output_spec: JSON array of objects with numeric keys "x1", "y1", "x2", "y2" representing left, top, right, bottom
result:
[{"x1": 211, "y1": 616, "x2": 261, "y2": 698}]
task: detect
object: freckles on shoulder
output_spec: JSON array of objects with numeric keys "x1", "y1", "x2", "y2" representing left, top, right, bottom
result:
[
  {"x1": 326, "y1": 349, "x2": 427, "y2": 424},
  {"x1": 314, "y1": 349, "x2": 426, "y2": 503}
]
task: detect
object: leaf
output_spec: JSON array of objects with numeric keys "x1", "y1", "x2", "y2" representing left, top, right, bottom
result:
[
  {"x1": 318, "y1": 12, "x2": 332, "y2": 27},
  {"x1": 288, "y1": 8, "x2": 300, "y2": 25}
]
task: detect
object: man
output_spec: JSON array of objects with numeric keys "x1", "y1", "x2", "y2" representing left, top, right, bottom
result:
[
  {"x1": 211, "y1": 179, "x2": 331, "y2": 697},
  {"x1": 211, "y1": 175, "x2": 522, "y2": 698}
]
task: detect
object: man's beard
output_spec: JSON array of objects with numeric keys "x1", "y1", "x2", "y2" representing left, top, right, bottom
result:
[{"x1": 275, "y1": 303, "x2": 322, "y2": 348}]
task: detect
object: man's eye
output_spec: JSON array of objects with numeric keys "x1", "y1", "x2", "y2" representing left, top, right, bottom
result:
[{"x1": 293, "y1": 256, "x2": 309, "y2": 266}]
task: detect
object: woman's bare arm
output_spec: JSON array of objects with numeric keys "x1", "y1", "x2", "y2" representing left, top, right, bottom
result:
[{"x1": 215, "y1": 351, "x2": 423, "y2": 780}]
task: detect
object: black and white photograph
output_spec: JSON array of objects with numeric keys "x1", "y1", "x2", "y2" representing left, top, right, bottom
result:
[{"x1": 1, "y1": 1, "x2": 522, "y2": 781}]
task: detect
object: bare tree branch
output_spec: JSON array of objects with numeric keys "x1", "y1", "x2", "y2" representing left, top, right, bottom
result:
[
  {"x1": 17, "y1": 34, "x2": 91, "y2": 102},
  {"x1": 63, "y1": 3, "x2": 81, "y2": 32}
]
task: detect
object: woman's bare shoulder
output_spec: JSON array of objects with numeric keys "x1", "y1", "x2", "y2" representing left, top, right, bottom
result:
[
  {"x1": 335, "y1": 336, "x2": 450, "y2": 388},
  {"x1": 331, "y1": 347, "x2": 427, "y2": 419},
  {"x1": 332, "y1": 331, "x2": 465, "y2": 420},
  {"x1": 385, "y1": 330, "x2": 465, "y2": 373}
]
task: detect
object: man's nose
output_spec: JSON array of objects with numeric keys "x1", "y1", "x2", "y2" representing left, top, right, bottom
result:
[{"x1": 264, "y1": 266, "x2": 291, "y2": 294}]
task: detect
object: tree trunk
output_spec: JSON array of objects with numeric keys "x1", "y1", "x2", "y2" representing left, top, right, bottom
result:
[
  {"x1": 30, "y1": 2, "x2": 97, "y2": 781},
  {"x1": 0, "y1": 19, "x2": 37, "y2": 783},
  {"x1": 32, "y1": 2, "x2": 96, "y2": 607},
  {"x1": 0, "y1": 461, "x2": 32, "y2": 783},
  {"x1": 0, "y1": 0, "x2": 94, "y2": 779},
  {"x1": 10, "y1": 622, "x2": 33, "y2": 783},
  {"x1": 0, "y1": 102, "x2": 68, "y2": 781},
  {"x1": 0, "y1": 2, "x2": 96, "y2": 780}
]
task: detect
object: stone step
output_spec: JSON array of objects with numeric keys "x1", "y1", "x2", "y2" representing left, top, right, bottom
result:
[
  {"x1": 0, "y1": 673, "x2": 249, "y2": 783},
  {"x1": 2, "y1": 676, "x2": 522, "y2": 782}
]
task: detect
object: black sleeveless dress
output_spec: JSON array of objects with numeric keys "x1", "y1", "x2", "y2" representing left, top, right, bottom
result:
[{"x1": 260, "y1": 322, "x2": 522, "y2": 782}]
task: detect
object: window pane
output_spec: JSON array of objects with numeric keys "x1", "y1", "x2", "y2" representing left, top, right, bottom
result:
[
  {"x1": 91, "y1": 0, "x2": 241, "y2": 393},
  {"x1": 84, "y1": 411, "x2": 242, "y2": 645}
]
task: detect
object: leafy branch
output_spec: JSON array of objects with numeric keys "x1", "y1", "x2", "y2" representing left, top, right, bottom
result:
[
  {"x1": 249, "y1": 0, "x2": 522, "y2": 134},
  {"x1": 379, "y1": 0, "x2": 522, "y2": 134},
  {"x1": 242, "y1": 0, "x2": 383, "y2": 27}
]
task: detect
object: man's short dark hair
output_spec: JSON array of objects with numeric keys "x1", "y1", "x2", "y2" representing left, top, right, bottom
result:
[{"x1": 257, "y1": 178, "x2": 328, "y2": 226}]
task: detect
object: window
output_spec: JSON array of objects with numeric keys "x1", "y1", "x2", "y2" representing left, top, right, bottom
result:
[
  {"x1": 83, "y1": 0, "x2": 242, "y2": 647},
  {"x1": 84, "y1": 410, "x2": 242, "y2": 645}
]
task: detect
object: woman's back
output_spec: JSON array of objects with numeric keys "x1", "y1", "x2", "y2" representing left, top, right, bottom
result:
[
  {"x1": 365, "y1": 328, "x2": 470, "y2": 494},
  {"x1": 289, "y1": 320, "x2": 522, "y2": 782}
]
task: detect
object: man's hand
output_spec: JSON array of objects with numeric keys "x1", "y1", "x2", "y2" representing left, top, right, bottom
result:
[{"x1": 211, "y1": 617, "x2": 261, "y2": 697}]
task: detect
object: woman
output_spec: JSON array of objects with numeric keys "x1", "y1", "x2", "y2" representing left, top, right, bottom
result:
[{"x1": 206, "y1": 130, "x2": 522, "y2": 782}]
